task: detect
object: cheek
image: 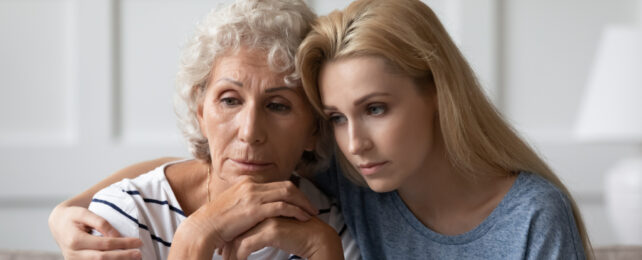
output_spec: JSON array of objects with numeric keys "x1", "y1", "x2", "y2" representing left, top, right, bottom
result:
[
  {"x1": 399, "y1": 107, "x2": 437, "y2": 158},
  {"x1": 270, "y1": 118, "x2": 311, "y2": 161}
]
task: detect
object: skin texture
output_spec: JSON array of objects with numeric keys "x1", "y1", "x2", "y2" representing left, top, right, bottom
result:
[
  {"x1": 197, "y1": 48, "x2": 317, "y2": 188},
  {"x1": 319, "y1": 56, "x2": 516, "y2": 236},
  {"x1": 319, "y1": 56, "x2": 439, "y2": 193}
]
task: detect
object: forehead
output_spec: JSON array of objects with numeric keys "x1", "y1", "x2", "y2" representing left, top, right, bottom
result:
[
  {"x1": 211, "y1": 48, "x2": 291, "y2": 87},
  {"x1": 320, "y1": 56, "x2": 394, "y2": 91}
]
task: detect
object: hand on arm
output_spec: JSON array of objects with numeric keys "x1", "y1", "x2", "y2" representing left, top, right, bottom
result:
[
  {"x1": 48, "y1": 205, "x2": 143, "y2": 260},
  {"x1": 48, "y1": 157, "x2": 180, "y2": 259},
  {"x1": 168, "y1": 177, "x2": 320, "y2": 260}
]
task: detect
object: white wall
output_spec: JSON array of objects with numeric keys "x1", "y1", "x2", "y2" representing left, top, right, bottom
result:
[{"x1": 0, "y1": 0, "x2": 637, "y2": 252}]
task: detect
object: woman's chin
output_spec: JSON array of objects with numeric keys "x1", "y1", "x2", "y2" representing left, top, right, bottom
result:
[
  {"x1": 224, "y1": 171, "x2": 289, "y2": 184},
  {"x1": 364, "y1": 179, "x2": 398, "y2": 193}
]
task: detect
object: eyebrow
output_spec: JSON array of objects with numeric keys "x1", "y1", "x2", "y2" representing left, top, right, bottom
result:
[
  {"x1": 265, "y1": 86, "x2": 297, "y2": 94},
  {"x1": 323, "y1": 92, "x2": 391, "y2": 111},
  {"x1": 214, "y1": 78, "x2": 295, "y2": 94},
  {"x1": 214, "y1": 77, "x2": 243, "y2": 87},
  {"x1": 353, "y1": 92, "x2": 390, "y2": 106}
]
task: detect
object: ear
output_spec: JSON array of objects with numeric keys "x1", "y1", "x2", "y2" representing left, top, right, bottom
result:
[{"x1": 197, "y1": 101, "x2": 207, "y2": 139}]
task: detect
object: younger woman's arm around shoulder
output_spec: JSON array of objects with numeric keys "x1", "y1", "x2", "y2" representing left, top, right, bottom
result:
[{"x1": 48, "y1": 157, "x2": 180, "y2": 260}]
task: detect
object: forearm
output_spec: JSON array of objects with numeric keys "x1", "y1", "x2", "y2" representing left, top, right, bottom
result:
[{"x1": 60, "y1": 157, "x2": 182, "y2": 208}]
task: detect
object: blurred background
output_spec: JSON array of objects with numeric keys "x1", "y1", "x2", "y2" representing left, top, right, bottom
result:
[{"x1": 1, "y1": 0, "x2": 640, "y2": 253}]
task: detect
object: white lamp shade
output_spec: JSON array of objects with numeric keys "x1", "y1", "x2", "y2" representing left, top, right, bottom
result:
[{"x1": 575, "y1": 26, "x2": 642, "y2": 143}]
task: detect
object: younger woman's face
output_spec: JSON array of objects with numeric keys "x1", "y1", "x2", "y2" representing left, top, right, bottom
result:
[{"x1": 319, "y1": 56, "x2": 439, "y2": 192}]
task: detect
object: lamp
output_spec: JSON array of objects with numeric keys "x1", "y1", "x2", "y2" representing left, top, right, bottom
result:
[{"x1": 575, "y1": 25, "x2": 642, "y2": 244}]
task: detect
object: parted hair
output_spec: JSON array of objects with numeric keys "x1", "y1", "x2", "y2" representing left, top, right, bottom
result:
[
  {"x1": 296, "y1": 0, "x2": 592, "y2": 256},
  {"x1": 174, "y1": 0, "x2": 331, "y2": 176}
]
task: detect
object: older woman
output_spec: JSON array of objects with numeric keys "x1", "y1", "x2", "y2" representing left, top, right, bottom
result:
[{"x1": 48, "y1": 0, "x2": 359, "y2": 259}]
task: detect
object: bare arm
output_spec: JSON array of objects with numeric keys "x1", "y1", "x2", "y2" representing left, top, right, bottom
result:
[{"x1": 48, "y1": 157, "x2": 181, "y2": 260}]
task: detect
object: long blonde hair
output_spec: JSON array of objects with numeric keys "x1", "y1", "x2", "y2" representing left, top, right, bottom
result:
[{"x1": 297, "y1": 0, "x2": 592, "y2": 256}]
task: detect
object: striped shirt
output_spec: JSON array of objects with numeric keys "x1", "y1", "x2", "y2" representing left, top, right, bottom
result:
[{"x1": 89, "y1": 161, "x2": 360, "y2": 260}]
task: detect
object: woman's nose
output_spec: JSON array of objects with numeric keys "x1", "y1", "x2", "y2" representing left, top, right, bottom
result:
[
  {"x1": 348, "y1": 122, "x2": 372, "y2": 155},
  {"x1": 238, "y1": 104, "x2": 267, "y2": 144}
]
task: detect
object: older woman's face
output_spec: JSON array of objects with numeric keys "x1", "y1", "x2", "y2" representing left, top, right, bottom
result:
[{"x1": 197, "y1": 48, "x2": 316, "y2": 184}]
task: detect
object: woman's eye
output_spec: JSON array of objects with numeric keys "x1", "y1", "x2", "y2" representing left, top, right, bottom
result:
[
  {"x1": 329, "y1": 114, "x2": 347, "y2": 125},
  {"x1": 267, "y1": 102, "x2": 291, "y2": 112},
  {"x1": 220, "y1": 97, "x2": 241, "y2": 106},
  {"x1": 367, "y1": 103, "x2": 386, "y2": 116}
]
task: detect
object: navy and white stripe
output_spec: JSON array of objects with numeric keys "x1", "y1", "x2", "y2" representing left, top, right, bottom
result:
[{"x1": 88, "y1": 160, "x2": 361, "y2": 259}]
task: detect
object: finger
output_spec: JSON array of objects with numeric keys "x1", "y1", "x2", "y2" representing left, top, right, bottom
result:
[
  {"x1": 73, "y1": 209, "x2": 122, "y2": 238},
  {"x1": 259, "y1": 201, "x2": 311, "y2": 221},
  {"x1": 71, "y1": 233, "x2": 142, "y2": 251},
  {"x1": 222, "y1": 242, "x2": 237, "y2": 260},
  {"x1": 256, "y1": 181, "x2": 318, "y2": 215},
  {"x1": 68, "y1": 248, "x2": 142, "y2": 260},
  {"x1": 233, "y1": 220, "x2": 279, "y2": 260}
]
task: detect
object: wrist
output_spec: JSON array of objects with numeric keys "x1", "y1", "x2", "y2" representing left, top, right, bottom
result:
[
  {"x1": 170, "y1": 225, "x2": 218, "y2": 260},
  {"x1": 308, "y1": 227, "x2": 344, "y2": 260}
]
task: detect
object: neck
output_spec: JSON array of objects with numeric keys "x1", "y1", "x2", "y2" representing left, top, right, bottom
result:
[{"x1": 165, "y1": 160, "x2": 217, "y2": 216}]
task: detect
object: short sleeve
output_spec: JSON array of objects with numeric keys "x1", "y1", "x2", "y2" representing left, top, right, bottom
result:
[
  {"x1": 88, "y1": 185, "x2": 140, "y2": 238},
  {"x1": 88, "y1": 184, "x2": 158, "y2": 259}
]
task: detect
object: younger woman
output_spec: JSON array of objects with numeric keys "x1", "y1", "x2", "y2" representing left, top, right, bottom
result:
[{"x1": 296, "y1": 0, "x2": 591, "y2": 258}]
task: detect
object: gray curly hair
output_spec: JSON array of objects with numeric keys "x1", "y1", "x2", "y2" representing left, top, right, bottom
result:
[{"x1": 174, "y1": 0, "x2": 331, "y2": 176}]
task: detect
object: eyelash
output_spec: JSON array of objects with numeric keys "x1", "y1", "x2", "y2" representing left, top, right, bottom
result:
[
  {"x1": 220, "y1": 97, "x2": 241, "y2": 107},
  {"x1": 328, "y1": 113, "x2": 347, "y2": 125},
  {"x1": 366, "y1": 103, "x2": 387, "y2": 116},
  {"x1": 327, "y1": 103, "x2": 387, "y2": 126},
  {"x1": 219, "y1": 96, "x2": 291, "y2": 113},
  {"x1": 267, "y1": 102, "x2": 291, "y2": 113}
]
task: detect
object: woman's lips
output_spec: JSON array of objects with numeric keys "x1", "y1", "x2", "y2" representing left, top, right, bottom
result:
[
  {"x1": 229, "y1": 159, "x2": 274, "y2": 171},
  {"x1": 358, "y1": 161, "x2": 389, "y2": 176}
]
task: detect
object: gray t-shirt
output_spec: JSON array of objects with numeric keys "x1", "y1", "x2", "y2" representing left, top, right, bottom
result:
[{"x1": 314, "y1": 164, "x2": 586, "y2": 259}]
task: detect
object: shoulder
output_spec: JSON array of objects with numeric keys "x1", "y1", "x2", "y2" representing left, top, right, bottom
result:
[
  {"x1": 88, "y1": 161, "x2": 183, "y2": 234},
  {"x1": 507, "y1": 172, "x2": 573, "y2": 218},
  {"x1": 502, "y1": 172, "x2": 585, "y2": 259},
  {"x1": 89, "y1": 165, "x2": 167, "y2": 222},
  {"x1": 93, "y1": 163, "x2": 169, "y2": 205}
]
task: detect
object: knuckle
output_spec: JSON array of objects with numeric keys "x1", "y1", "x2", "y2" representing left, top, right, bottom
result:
[
  {"x1": 98, "y1": 239, "x2": 113, "y2": 250},
  {"x1": 283, "y1": 181, "x2": 296, "y2": 192},
  {"x1": 96, "y1": 219, "x2": 110, "y2": 230},
  {"x1": 245, "y1": 207, "x2": 258, "y2": 218},
  {"x1": 274, "y1": 201, "x2": 288, "y2": 211},
  {"x1": 280, "y1": 187, "x2": 291, "y2": 197},
  {"x1": 93, "y1": 253, "x2": 108, "y2": 260},
  {"x1": 265, "y1": 218, "x2": 279, "y2": 228},
  {"x1": 68, "y1": 236, "x2": 82, "y2": 249}
]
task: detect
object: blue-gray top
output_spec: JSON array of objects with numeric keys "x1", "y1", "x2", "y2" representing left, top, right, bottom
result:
[{"x1": 314, "y1": 163, "x2": 586, "y2": 260}]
